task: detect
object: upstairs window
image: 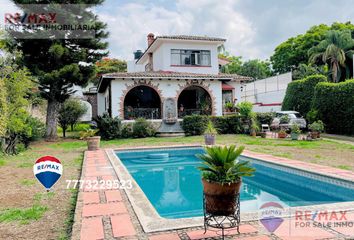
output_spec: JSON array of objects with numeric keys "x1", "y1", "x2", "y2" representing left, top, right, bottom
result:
[{"x1": 171, "y1": 49, "x2": 211, "y2": 66}]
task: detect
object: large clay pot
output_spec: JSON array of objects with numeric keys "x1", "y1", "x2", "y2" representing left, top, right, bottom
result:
[
  {"x1": 204, "y1": 134, "x2": 215, "y2": 145},
  {"x1": 87, "y1": 136, "x2": 101, "y2": 150},
  {"x1": 278, "y1": 132, "x2": 287, "y2": 138},
  {"x1": 202, "y1": 179, "x2": 242, "y2": 216}
]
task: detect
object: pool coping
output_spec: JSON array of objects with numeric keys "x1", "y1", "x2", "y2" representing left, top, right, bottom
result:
[{"x1": 106, "y1": 145, "x2": 354, "y2": 233}]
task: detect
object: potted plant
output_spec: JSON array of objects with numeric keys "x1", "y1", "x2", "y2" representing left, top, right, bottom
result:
[
  {"x1": 308, "y1": 120, "x2": 324, "y2": 139},
  {"x1": 290, "y1": 124, "x2": 301, "y2": 140},
  {"x1": 260, "y1": 132, "x2": 267, "y2": 138},
  {"x1": 80, "y1": 129, "x2": 100, "y2": 150},
  {"x1": 278, "y1": 129, "x2": 287, "y2": 138},
  {"x1": 204, "y1": 121, "x2": 217, "y2": 145},
  {"x1": 224, "y1": 102, "x2": 234, "y2": 112},
  {"x1": 250, "y1": 119, "x2": 259, "y2": 137},
  {"x1": 197, "y1": 145, "x2": 255, "y2": 216}
]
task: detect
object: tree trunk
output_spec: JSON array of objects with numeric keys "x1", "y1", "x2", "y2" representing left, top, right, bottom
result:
[
  {"x1": 332, "y1": 62, "x2": 338, "y2": 83},
  {"x1": 46, "y1": 100, "x2": 59, "y2": 141}
]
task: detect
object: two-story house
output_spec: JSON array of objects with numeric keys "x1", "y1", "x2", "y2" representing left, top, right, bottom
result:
[{"x1": 97, "y1": 33, "x2": 251, "y2": 126}]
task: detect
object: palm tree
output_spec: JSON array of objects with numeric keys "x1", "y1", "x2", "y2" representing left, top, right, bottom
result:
[{"x1": 309, "y1": 30, "x2": 354, "y2": 82}]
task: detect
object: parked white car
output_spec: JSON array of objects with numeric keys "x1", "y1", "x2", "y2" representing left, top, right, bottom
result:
[{"x1": 271, "y1": 111, "x2": 307, "y2": 129}]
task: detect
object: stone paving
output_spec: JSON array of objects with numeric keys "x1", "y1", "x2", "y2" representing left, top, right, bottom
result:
[{"x1": 72, "y1": 149, "x2": 354, "y2": 240}]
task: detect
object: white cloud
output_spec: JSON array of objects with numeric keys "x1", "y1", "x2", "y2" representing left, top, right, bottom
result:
[{"x1": 98, "y1": 0, "x2": 257, "y2": 60}]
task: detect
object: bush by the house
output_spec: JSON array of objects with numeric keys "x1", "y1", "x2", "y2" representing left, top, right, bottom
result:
[
  {"x1": 132, "y1": 118, "x2": 156, "y2": 138},
  {"x1": 255, "y1": 112, "x2": 274, "y2": 126},
  {"x1": 282, "y1": 74, "x2": 327, "y2": 116},
  {"x1": 312, "y1": 80, "x2": 354, "y2": 135},
  {"x1": 182, "y1": 115, "x2": 209, "y2": 136},
  {"x1": 121, "y1": 123, "x2": 133, "y2": 138},
  {"x1": 236, "y1": 101, "x2": 254, "y2": 119},
  {"x1": 95, "y1": 113, "x2": 121, "y2": 140},
  {"x1": 58, "y1": 99, "x2": 88, "y2": 137}
]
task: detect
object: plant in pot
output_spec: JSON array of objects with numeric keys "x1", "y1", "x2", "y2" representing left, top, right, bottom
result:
[
  {"x1": 290, "y1": 124, "x2": 301, "y2": 140},
  {"x1": 224, "y1": 102, "x2": 234, "y2": 112},
  {"x1": 278, "y1": 129, "x2": 287, "y2": 138},
  {"x1": 204, "y1": 121, "x2": 218, "y2": 145},
  {"x1": 308, "y1": 120, "x2": 324, "y2": 139},
  {"x1": 197, "y1": 145, "x2": 255, "y2": 216},
  {"x1": 250, "y1": 119, "x2": 259, "y2": 137},
  {"x1": 80, "y1": 129, "x2": 100, "y2": 150}
]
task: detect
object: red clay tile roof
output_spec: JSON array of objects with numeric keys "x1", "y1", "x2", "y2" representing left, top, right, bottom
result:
[
  {"x1": 156, "y1": 35, "x2": 226, "y2": 42},
  {"x1": 103, "y1": 71, "x2": 252, "y2": 81}
]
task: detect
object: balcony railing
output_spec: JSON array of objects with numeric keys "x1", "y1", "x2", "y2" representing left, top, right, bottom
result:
[
  {"x1": 178, "y1": 109, "x2": 212, "y2": 118},
  {"x1": 124, "y1": 108, "x2": 161, "y2": 120}
]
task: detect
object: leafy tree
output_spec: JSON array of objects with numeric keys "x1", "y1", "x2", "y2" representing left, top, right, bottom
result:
[
  {"x1": 1, "y1": 67, "x2": 34, "y2": 154},
  {"x1": 58, "y1": 99, "x2": 88, "y2": 137},
  {"x1": 10, "y1": 0, "x2": 109, "y2": 141},
  {"x1": 219, "y1": 54, "x2": 243, "y2": 74},
  {"x1": 271, "y1": 22, "x2": 354, "y2": 74},
  {"x1": 238, "y1": 59, "x2": 272, "y2": 80},
  {"x1": 96, "y1": 58, "x2": 126, "y2": 75},
  {"x1": 292, "y1": 64, "x2": 327, "y2": 80},
  {"x1": 309, "y1": 30, "x2": 354, "y2": 82}
]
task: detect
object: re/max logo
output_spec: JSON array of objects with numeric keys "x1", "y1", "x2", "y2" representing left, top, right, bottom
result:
[{"x1": 5, "y1": 12, "x2": 57, "y2": 24}]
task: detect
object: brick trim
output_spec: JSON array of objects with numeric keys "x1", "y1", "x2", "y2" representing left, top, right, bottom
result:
[
  {"x1": 176, "y1": 80, "x2": 216, "y2": 115},
  {"x1": 120, "y1": 79, "x2": 164, "y2": 119}
]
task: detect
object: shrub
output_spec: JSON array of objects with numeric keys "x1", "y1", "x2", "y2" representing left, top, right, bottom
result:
[
  {"x1": 182, "y1": 115, "x2": 209, "y2": 136},
  {"x1": 22, "y1": 116, "x2": 45, "y2": 144},
  {"x1": 132, "y1": 118, "x2": 156, "y2": 138},
  {"x1": 308, "y1": 120, "x2": 324, "y2": 133},
  {"x1": 210, "y1": 115, "x2": 244, "y2": 134},
  {"x1": 121, "y1": 123, "x2": 133, "y2": 138},
  {"x1": 237, "y1": 101, "x2": 254, "y2": 119},
  {"x1": 58, "y1": 99, "x2": 88, "y2": 137},
  {"x1": 226, "y1": 115, "x2": 244, "y2": 134},
  {"x1": 95, "y1": 113, "x2": 121, "y2": 140},
  {"x1": 282, "y1": 74, "x2": 327, "y2": 116},
  {"x1": 312, "y1": 80, "x2": 354, "y2": 134},
  {"x1": 255, "y1": 112, "x2": 274, "y2": 126}
]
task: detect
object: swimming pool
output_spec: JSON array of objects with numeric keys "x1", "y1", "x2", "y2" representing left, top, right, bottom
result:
[{"x1": 116, "y1": 147, "x2": 354, "y2": 219}]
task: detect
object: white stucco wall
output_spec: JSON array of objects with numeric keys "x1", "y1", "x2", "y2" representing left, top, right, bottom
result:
[
  {"x1": 97, "y1": 87, "x2": 109, "y2": 116},
  {"x1": 129, "y1": 40, "x2": 220, "y2": 74},
  {"x1": 108, "y1": 78, "x2": 223, "y2": 118}
]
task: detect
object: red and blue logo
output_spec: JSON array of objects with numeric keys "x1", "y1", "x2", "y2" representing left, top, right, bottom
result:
[{"x1": 33, "y1": 156, "x2": 63, "y2": 191}]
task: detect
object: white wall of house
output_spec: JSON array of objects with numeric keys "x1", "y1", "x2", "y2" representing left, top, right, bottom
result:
[
  {"x1": 97, "y1": 87, "x2": 109, "y2": 116},
  {"x1": 109, "y1": 78, "x2": 223, "y2": 118},
  {"x1": 128, "y1": 40, "x2": 220, "y2": 74}
]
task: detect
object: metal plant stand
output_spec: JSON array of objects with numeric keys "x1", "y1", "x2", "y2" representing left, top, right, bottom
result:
[{"x1": 203, "y1": 193, "x2": 241, "y2": 240}]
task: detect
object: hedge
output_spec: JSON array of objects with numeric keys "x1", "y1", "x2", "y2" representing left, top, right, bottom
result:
[
  {"x1": 312, "y1": 80, "x2": 354, "y2": 135},
  {"x1": 282, "y1": 74, "x2": 327, "y2": 116},
  {"x1": 255, "y1": 112, "x2": 274, "y2": 126},
  {"x1": 183, "y1": 115, "x2": 244, "y2": 136},
  {"x1": 181, "y1": 115, "x2": 209, "y2": 136}
]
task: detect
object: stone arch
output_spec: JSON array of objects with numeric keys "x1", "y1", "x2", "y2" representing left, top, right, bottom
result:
[
  {"x1": 176, "y1": 80, "x2": 216, "y2": 117},
  {"x1": 120, "y1": 80, "x2": 163, "y2": 119}
]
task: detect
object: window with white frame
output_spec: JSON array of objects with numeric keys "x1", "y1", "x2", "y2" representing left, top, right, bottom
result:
[{"x1": 171, "y1": 49, "x2": 211, "y2": 66}]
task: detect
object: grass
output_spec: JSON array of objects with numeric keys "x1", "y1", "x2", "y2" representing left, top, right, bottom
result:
[
  {"x1": 58, "y1": 188, "x2": 79, "y2": 240},
  {"x1": 0, "y1": 205, "x2": 48, "y2": 225},
  {"x1": 19, "y1": 179, "x2": 36, "y2": 186}
]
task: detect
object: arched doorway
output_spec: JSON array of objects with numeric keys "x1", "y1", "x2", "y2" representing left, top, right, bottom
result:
[
  {"x1": 124, "y1": 85, "x2": 161, "y2": 120},
  {"x1": 177, "y1": 86, "x2": 212, "y2": 118}
]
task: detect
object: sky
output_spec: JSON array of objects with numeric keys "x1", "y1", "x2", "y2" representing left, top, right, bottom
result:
[{"x1": 1, "y1": 0, "x2": 354, "y2": 61}]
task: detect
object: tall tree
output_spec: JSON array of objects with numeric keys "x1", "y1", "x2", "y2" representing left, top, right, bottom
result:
[
  {"x1": 238, "y1": 59, "x2": 272, "y2": 80},
  {"x1": 309, "y1": 30, "x2": 354, "y2": 82},
  {"x1": 271, "y1": 22, "x2": 354, "y2": 74},
  {"x1": 10, "y1": 1, "x2": 108, "y2": 141}
]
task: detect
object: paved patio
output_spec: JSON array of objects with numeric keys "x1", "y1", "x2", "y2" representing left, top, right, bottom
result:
[{"x1": 71, "y1": 149, "x2": 354, "y2": 240}]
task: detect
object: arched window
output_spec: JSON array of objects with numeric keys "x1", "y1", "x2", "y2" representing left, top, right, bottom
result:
[
  {"x1": 177, "y1": 86, "x2": 212, "y2": 118},
  {"x1": 124, "y1": 85, "x2": 161, "y2": 120}
]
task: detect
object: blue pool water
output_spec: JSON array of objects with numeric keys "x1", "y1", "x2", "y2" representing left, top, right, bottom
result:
[{"x1": 117, "y1": 147, "x2": 354, "y2": 219}]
